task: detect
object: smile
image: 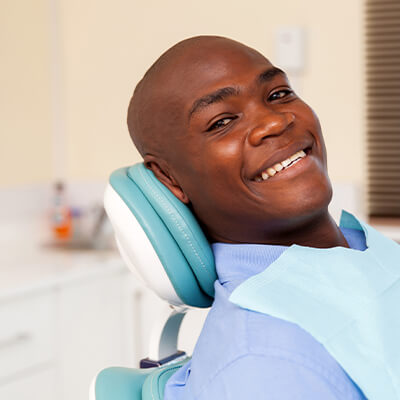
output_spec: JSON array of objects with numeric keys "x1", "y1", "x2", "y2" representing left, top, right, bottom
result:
[{"x1": 254, "y1": 148, "x2": 311, "y2": 182}]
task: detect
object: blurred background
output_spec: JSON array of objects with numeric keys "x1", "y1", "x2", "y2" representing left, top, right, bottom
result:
[{"x1": 1, "y1": 0, "x2": 399, "y2": 399}]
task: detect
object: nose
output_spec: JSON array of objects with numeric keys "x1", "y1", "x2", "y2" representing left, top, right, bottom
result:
[{"x1": 247, "y1": 111, "x2": 295, "y2": 147}]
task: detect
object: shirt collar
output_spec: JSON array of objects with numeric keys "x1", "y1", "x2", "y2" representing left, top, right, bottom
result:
[{"x1": 212, "y1": 210, "x2": 367, "y2": 288}]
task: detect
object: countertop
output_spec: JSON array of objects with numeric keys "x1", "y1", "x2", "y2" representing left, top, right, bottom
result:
[
  {"x1": 0, "y1": 247, "x2": 126, "y2": 302},
  {"x1": 0, "y1": 218, "x2": 127, "y2": 302}
]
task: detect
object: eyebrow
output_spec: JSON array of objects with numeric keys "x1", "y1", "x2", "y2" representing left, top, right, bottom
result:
[
  {"x1": 257, "y1": 67, "x2": 285, "y2": 85},
  {"x1": 188, "y1": 67, "x2": 286, "y2": 120},
  {"x1": 189, "y1": 86, "x2": 240, "y2": 120}
]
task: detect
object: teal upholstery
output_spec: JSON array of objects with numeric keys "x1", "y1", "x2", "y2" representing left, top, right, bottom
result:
[
  {"x1": 142, "y1": 359, "x2": 190, "y2": 400},
  {"x1": 95, "y1": 367, "x2": 152, "y2": 400},
  {"x1": 129, "y1": 164, "x2": 216, "y2": 298},
  {"x1": 95, "y1": 359, "x2": 190, "y2": 400},
  {"x1": 109, "y1": 164, "x2": 217, "y2": 307}
]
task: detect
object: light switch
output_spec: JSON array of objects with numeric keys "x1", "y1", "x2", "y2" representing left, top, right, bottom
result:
[{"x1": 275, "y1": 26, "x2": 306, "y2": 72}]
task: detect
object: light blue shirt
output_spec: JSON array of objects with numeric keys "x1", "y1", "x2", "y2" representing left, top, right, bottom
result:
[{"x1": 164, "y1": 227, "x2": 368, "y2": 399}]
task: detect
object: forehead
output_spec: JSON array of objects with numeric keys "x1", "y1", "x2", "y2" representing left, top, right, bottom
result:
[
  {"x1": 158, "y1": 41, "x2": 274, "y2": 108},
  {"x1": 142, "y1": 41, "x2": 276, "y2": 160}
]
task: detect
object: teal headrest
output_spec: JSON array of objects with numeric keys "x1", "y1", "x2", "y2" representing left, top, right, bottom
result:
[{"x1": 108, "y1": 163, "x2": 217, "y2": 308}]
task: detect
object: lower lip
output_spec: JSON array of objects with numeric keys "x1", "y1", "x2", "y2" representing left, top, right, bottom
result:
[{"x1": 256, "y1": 153, "x2": 314, "y2": 183}]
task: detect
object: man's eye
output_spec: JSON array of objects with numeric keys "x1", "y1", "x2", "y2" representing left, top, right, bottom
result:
[
  {"x1": 207, "y1": 117, "x2": 235, "y2": 131},
  {"x1": 268, "y1": 89, "x2": 293, "y2": 101}
]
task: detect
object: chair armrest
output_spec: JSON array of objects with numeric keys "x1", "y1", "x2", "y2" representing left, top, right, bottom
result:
[{"x1": 92, "y1": 367, "x2": 153, "y2": 400}]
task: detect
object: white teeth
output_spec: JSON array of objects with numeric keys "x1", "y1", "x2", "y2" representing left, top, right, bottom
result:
[
  {"x1": 255, "y1": 149, "x2": 308, "y2": 182},
  {"x1": 290, "y1": 150, "x2": 306, "y2": 161},
  {"x1": 266, "y1": 167, "x2": 276, "y2": 176},
  {"x1": 273, "y1": 163, "x2": 283, "y2": 172},
  {"x1": 261, "y1": 172, "x2": 269, "y2": 180},
  {"x1": 290, "y1": 153, "x2": 300, "y2": 162}
]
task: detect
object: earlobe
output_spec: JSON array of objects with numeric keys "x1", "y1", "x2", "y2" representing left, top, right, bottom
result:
[{"x1": 144, "y1": 157, "x2": 190, "y2": 205}]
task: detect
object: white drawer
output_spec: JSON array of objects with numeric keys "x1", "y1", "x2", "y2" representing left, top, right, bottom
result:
[
  {"x1": 0, "y1": 291, "x2": 56, "y2": 380},
  {"x1": 0, "y1": 367, "x2": 56, "y2": 400}
]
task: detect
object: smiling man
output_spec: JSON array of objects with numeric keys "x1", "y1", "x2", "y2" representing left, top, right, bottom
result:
[{"x1": 127, "y1": 36, "x2": 368, "y2": 399}]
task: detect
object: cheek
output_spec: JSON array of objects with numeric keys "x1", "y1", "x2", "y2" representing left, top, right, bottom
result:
[
  {"x1": 203, "y1": 135, "x2": 243, "y2": 171},
  {"x1": 189, "y1": 138, "x2": 245, "y2": 206},
  {"x1": 297, "y1": 103, "x2": 327, "y2": 164}
]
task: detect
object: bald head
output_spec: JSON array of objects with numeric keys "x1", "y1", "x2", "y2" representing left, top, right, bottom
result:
[{"x1": 127, "y1": 36, "x2": 266, "y2": 160}]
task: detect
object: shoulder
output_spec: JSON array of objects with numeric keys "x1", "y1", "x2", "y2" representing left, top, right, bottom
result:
[
  {"x1": 184, "y1": 283, "x2": 365, "y2": 399},
  {"x1": 204, "y1": 283, "x2": 339, "y2": 367},
  {"x1": 195, "y1": 353, "x2": 365, "y2": 400},
  {"x1": 193, "y1": 282, "x2": 344, "y2": 374},
  {"x1": 164, "y1": 284, "x2": 366, "y2": 400}
]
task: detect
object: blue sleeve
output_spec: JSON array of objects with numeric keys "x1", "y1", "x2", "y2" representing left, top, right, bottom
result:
[{"x1": 195, "y1": 354, "x2": 362, "y2": 400}]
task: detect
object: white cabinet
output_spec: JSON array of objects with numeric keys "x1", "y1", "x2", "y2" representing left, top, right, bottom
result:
[
  {"x1": 0, "y1": 368, "x2": 56, "y2": 400},
  {"x1": 0, "y1": 254, "x2": 209, "y2": 400},
  {"x1": 0, "y1": 260, "x2": 133, "y2": 400},
  {"x1": 0, "y1": 291, "x2": 57, "y2": 400},
  {"x1": 56, "y1": 272, "x2": 130, "y2": 400},
  {"x1": 0, "y1": 291, "x2": 56, "y2": 382}
]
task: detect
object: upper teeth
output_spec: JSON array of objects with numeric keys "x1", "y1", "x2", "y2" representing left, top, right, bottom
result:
[{"x1": 256, "y1": 150, "x2": 307, "y2": 181}]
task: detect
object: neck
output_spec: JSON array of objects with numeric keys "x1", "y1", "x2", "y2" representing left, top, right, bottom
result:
[
  {"x1": 279, "y1": 211, "x2": 349, "y2": 249},
  {"x1": 211, "y1": 210, "x2": 350, "y2": 249}
]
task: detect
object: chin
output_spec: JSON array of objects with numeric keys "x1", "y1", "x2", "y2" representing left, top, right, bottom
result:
[
  {"x1": 296, "y1": 177, "x2": 332, "y2": 218},
  {"x1": 276, "y1": 174, "x2": 333, "y2": 223}
]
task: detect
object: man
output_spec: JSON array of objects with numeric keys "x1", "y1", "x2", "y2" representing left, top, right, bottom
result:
[{"x1": 127, "y1": 36, "x2": 367, "y2": 399}]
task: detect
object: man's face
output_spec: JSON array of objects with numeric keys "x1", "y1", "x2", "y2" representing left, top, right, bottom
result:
[{"x1": 152, "y1": 41, "x2": 332, "y2": 243}]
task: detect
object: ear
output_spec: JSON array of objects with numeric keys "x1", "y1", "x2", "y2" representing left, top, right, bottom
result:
[{"x1": 143, "y1": 156, "x2": 190, "y2": 204}]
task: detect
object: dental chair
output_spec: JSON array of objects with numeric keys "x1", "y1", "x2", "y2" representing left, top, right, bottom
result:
[{"x1": 90, "y1": 163, "x2": 217, "y2": 400}]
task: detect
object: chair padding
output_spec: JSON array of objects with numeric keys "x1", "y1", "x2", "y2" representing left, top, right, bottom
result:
[
  {"x1": 95, "y1": 361, "x2": 189, "y2": 400},
  {"x1": 109, "y1": 164, "x2": 216, "y2": 307},
  {"x1": 142, "y1": 359, "x2": 189, "y2": 400},
  {"x1": 95, "y1": 367, "x2": 152, "y2": 400},
  {"x1": 128, "y1": 164, "x2": 217, "y2": 297}
]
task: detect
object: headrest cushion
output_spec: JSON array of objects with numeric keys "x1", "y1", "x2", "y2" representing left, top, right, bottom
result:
[
  {"x1": 128, "y1": 164, "x2": 217, "y2": 297},
  {"x1": 106, "y1": 164, "x2": 216, "y2": 308}
]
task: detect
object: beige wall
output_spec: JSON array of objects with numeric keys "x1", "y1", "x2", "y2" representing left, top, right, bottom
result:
[
  {"x1": 1, "y1": 0, "x2": 53, "y2": 186},
  {"x1": 1, "y1": 0, "x2": 365, "y2": 187}
]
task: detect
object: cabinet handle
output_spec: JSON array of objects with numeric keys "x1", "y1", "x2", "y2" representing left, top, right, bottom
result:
[{"x1": 0, "y1": 332, "x2": 32, "y2": 350}]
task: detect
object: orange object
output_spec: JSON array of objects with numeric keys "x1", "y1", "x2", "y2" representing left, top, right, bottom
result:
[
  {"x1": 52, "y1": 207, "x2": 72, "y2": 239},
  {"x1": 51, "y1": 181, "x2": 73, "y2": 240}
]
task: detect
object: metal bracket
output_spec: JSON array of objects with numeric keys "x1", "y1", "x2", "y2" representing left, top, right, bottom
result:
[{"x1": 140, "y1": 303, "x2": 188, "y2": 368}]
